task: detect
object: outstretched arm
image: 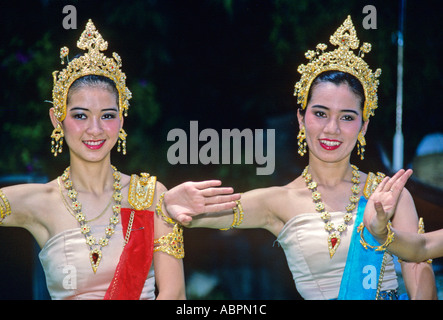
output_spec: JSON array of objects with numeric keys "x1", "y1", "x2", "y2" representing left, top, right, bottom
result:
[
  {"x1": 363, "y1": 169, "x2": 437, "y2": 299},
  {"x1": 162, "y1": 181, "x2": 277, "y2": 232}
]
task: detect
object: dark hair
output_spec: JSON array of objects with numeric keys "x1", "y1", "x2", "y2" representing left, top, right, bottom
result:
[
  {"x1": 67, "y1": 75, "x2": 119, "y2": 106},
  {"x1": 300, "y1": 70, "x2": 365, "y2": 116}
]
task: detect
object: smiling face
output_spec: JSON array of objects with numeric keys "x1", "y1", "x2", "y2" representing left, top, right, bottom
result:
[
  {"x1": 298, "y1": 81, "x2": 368, "y2": 164},
  {"x1": 53, "y1": 86, "x2": 122, "y2": 163}
]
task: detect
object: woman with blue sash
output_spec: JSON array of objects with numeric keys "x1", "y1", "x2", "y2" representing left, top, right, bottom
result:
[{"x1": 162, "y1": 16, "x2": 437, "y2": 300}]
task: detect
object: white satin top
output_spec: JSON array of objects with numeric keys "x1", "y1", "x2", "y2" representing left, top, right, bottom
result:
[
  {"x1": 38, "y1": 223, "x2": 156, "y2": 300},
  {"x1": 276, "y1": 210, "x2": 398, "y2": 300}
]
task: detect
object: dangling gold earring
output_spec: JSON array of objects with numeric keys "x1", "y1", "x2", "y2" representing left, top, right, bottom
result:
[
  {"x1": 357, "y1": 131, "x2": 366, "y2": 160},
  {"x1": 297, "y1": 125, "x2": 307, "y2": 156},
  {"x1": 117, "y1": 128, "x2": 127, "y2": 155},
  {"x1": 51, "y1": 124, "x2": 64, "y2": 157}
]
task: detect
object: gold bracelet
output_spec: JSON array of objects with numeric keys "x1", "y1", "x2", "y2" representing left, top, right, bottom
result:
[
  {"x1": 155, "y1": 191, "x2": 176, "y2": 225},
  {"x1": 220, "y1": 200, "x2": 244, "y2": 230},
  {"x1": 0, "y1": 189, "x2": 11, "y2": 224},
  {"x1": 358, "y1": 222, "x2": 395, "y2": 251}
]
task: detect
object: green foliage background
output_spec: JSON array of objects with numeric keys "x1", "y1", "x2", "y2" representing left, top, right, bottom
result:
[{"x1": 1, "y1": 0, "x2": 441, "y2": 190}]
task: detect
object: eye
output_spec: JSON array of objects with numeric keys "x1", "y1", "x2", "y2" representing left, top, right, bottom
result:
[
  {"x1": 314, "y1": 111, "x2": 327, "y2": 118},
  {"x1": 341, "y1": 114, "x2": 356, "y2": 121},
  {"x1": 72, "y1": 113, "x2": 87, "y2": 120},
  {"x1": 102, "y1": 112, "x2": 118, "y2": 120}
]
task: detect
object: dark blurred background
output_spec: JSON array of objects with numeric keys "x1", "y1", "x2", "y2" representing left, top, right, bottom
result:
[{"x1": 0, "y1": 0, "x2": 441, "y2": 299}]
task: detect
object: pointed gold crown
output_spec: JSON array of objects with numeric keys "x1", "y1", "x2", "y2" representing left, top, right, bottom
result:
[
  {"x1": 294, "y1": 16, "x2": 382, "y2": 121},
  {"x1": 52, "y1": 19, "x2": 132, "y2": 122}
]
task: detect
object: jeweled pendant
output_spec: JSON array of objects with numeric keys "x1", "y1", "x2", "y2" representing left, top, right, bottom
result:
[
  {"x1": 89, "y1": 248, "x2": 102, "y2": 273},
  {"x1": 328, "y1": 233, "x2": 341, "y2": 258}
]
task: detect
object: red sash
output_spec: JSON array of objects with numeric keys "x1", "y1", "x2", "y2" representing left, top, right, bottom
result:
[{"x1": 104, "y1": 208, "x2": 154, "y2": 300}]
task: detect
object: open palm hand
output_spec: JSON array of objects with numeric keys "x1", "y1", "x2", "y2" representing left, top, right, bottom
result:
[
  {"x1": 163, "y1": 180, "x2": 241, "y2": 225},
  {"x1": 363, "y1": 169, "x2": 413, "y2": 238}
]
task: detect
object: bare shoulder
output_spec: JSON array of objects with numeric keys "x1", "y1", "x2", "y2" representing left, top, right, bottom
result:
[
  {"x1": 2, "y1": 180, "x2": 57, "y2": 206},
  {"x1": 155, "y1": 180, "x2": 167, "y2": 194},
  {"x1": 1, "y1": 179, "x2": 59, "y2": 229}
]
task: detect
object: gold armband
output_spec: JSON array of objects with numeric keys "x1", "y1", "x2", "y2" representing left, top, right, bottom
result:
[
  {"x1": 358, "y1": 222, "x2": 395, "y2": 251},
  {"x1": 0, "y1": 189, "x2": 11, "y2": 225},
  {"x1": 154, "y1": 223, "x2": 184, "y2": 259},
  {"x1": 220, "y1": 200, "x2": 244, "y2": 231}
]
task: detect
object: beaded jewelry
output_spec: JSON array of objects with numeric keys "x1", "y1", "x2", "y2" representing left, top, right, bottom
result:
[
  {"x1": 0, "y1": 189, "x2": 11, "y2": 225},
  {"x1": 60, "y1": 166, "x2": 122, "y2": 273},
  {"x1": 220, "y1": 200, "x2": 244, "y2": 231},
  {"x1": 302, "y1": 165, "x2": 361, "y2": 258},
  {"x1": 358, "y1": 222, "x2": 395, "y2": 252}
]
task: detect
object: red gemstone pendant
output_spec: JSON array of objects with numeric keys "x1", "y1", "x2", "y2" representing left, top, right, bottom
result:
[
  {"x1": 89, "y1": 249, "x2": 102, "y2": 273},
  {"x1": 328, "y1": 233, "x2": 341, "y2": 258}
]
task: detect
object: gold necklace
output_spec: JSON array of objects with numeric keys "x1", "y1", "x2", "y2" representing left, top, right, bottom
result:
[
  {"x1": 59, "y1": 166, "x2": 123, "y2": 273},
  {"x1": 57, "y1": 177, "x2": 113, "y2": 223},
  {"x1": 302, "y1": 164, "x2": 361, "y2": 258}
]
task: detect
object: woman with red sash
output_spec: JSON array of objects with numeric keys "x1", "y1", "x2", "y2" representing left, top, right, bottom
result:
[{"x1": 0, "y1": 20, "x2": 239, "y2": 300}]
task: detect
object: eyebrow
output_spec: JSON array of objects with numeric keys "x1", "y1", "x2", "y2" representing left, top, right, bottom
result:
[
  {"x1": 311, "y1": 104, "x2": 360, "y2": 116},
  {"x1": 69, "y1": 107, "x2": 119, "y2": 112}
]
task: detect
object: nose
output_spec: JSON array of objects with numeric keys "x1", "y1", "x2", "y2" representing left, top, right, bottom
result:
[
  {"x1": 323, "y1": 117, "x2": 340, "y2": 134},
  {"x1": 86, "y1": 116, "x2": 104, "y2": 137}
]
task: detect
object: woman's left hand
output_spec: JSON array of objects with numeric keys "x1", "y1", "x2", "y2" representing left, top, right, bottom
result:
[
  {"x1": 163, "y1": 180, "x2": 241, "y2": 225},
  {"x1": 363, "y1": 169, "x2": 413, "y2": 240}
]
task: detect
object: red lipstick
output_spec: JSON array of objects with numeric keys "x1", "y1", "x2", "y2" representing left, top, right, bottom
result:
[
  {"x1": 83, "y1": 140, "x2": 105, "y2": 150},
  {"x1": 319, "y1": 139, "x2": 341, "y2": 151}
]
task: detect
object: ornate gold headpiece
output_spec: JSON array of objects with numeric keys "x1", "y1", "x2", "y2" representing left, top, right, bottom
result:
[
  {"x1": 52, "y1": 19, "x2": 132, "y2": 122},
  {"x1": 294, "y1": 16, "x2": 382, "y2": 121}
]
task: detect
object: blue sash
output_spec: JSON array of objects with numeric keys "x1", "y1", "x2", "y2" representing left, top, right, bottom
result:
[{"x1": 338, "y1": 197, "x2": 386, "y2": 300}]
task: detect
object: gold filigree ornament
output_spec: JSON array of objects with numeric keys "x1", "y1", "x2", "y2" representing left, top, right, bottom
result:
[
  {"x1": 128, "y1": 173, "x2": 157, "y2": 211},
  {"x1": 294, "y1": 16, "x2": 382, "y2": 121},
  {"x1": 302, "y1": 165, "x2": 361, "y2": 258},
  {"x1": 52, "y1": 19, "x2": 132, "y2": 123},
  {"x1": 362, "y1": 171, "x2": 386, "y2": 199},
  {"x1": 154, "y1": 223, "x2": 185, "y2": 259},
  {"x1": 60, "y1": 165, "x2": 123, "y2": 273},
  {"x1": 50, "y1": 124, "x2": 64, "y2": 157}
]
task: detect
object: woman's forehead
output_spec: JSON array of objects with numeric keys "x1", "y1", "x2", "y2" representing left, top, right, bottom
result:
[
  {"x1": 67, "y1": 87, "x2": 119, "y2": 108},
  {"x1": 309, "y1": 82, "x2": 362, "y2": 109}
]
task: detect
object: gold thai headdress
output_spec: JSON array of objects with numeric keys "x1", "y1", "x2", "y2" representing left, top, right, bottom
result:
[
  {"x1": 294, "y1": 16, "x2": 382, "y2": 121},
  {"x1": 52, "y1": 19, "x2": 132, "y2": 122}
]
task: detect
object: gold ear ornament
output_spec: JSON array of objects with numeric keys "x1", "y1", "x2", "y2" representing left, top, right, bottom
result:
[
  {"x1": 357, "y1": 131, "x2": 366, "y2": 160},
  {"x1": 297, "y1": 125, "x2": 307, "y2": 156},
  {"x1": 51, "y1": 124, "x2": 64, "y2": 156}
]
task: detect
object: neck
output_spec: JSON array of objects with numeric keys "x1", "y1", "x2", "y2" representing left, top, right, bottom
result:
[
  {"x1": 307, "y1": 158, "x2": 355, "y2": 187},
  {"x1": 67, "y1": 157, "x2": 115, "y2": 195}
]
